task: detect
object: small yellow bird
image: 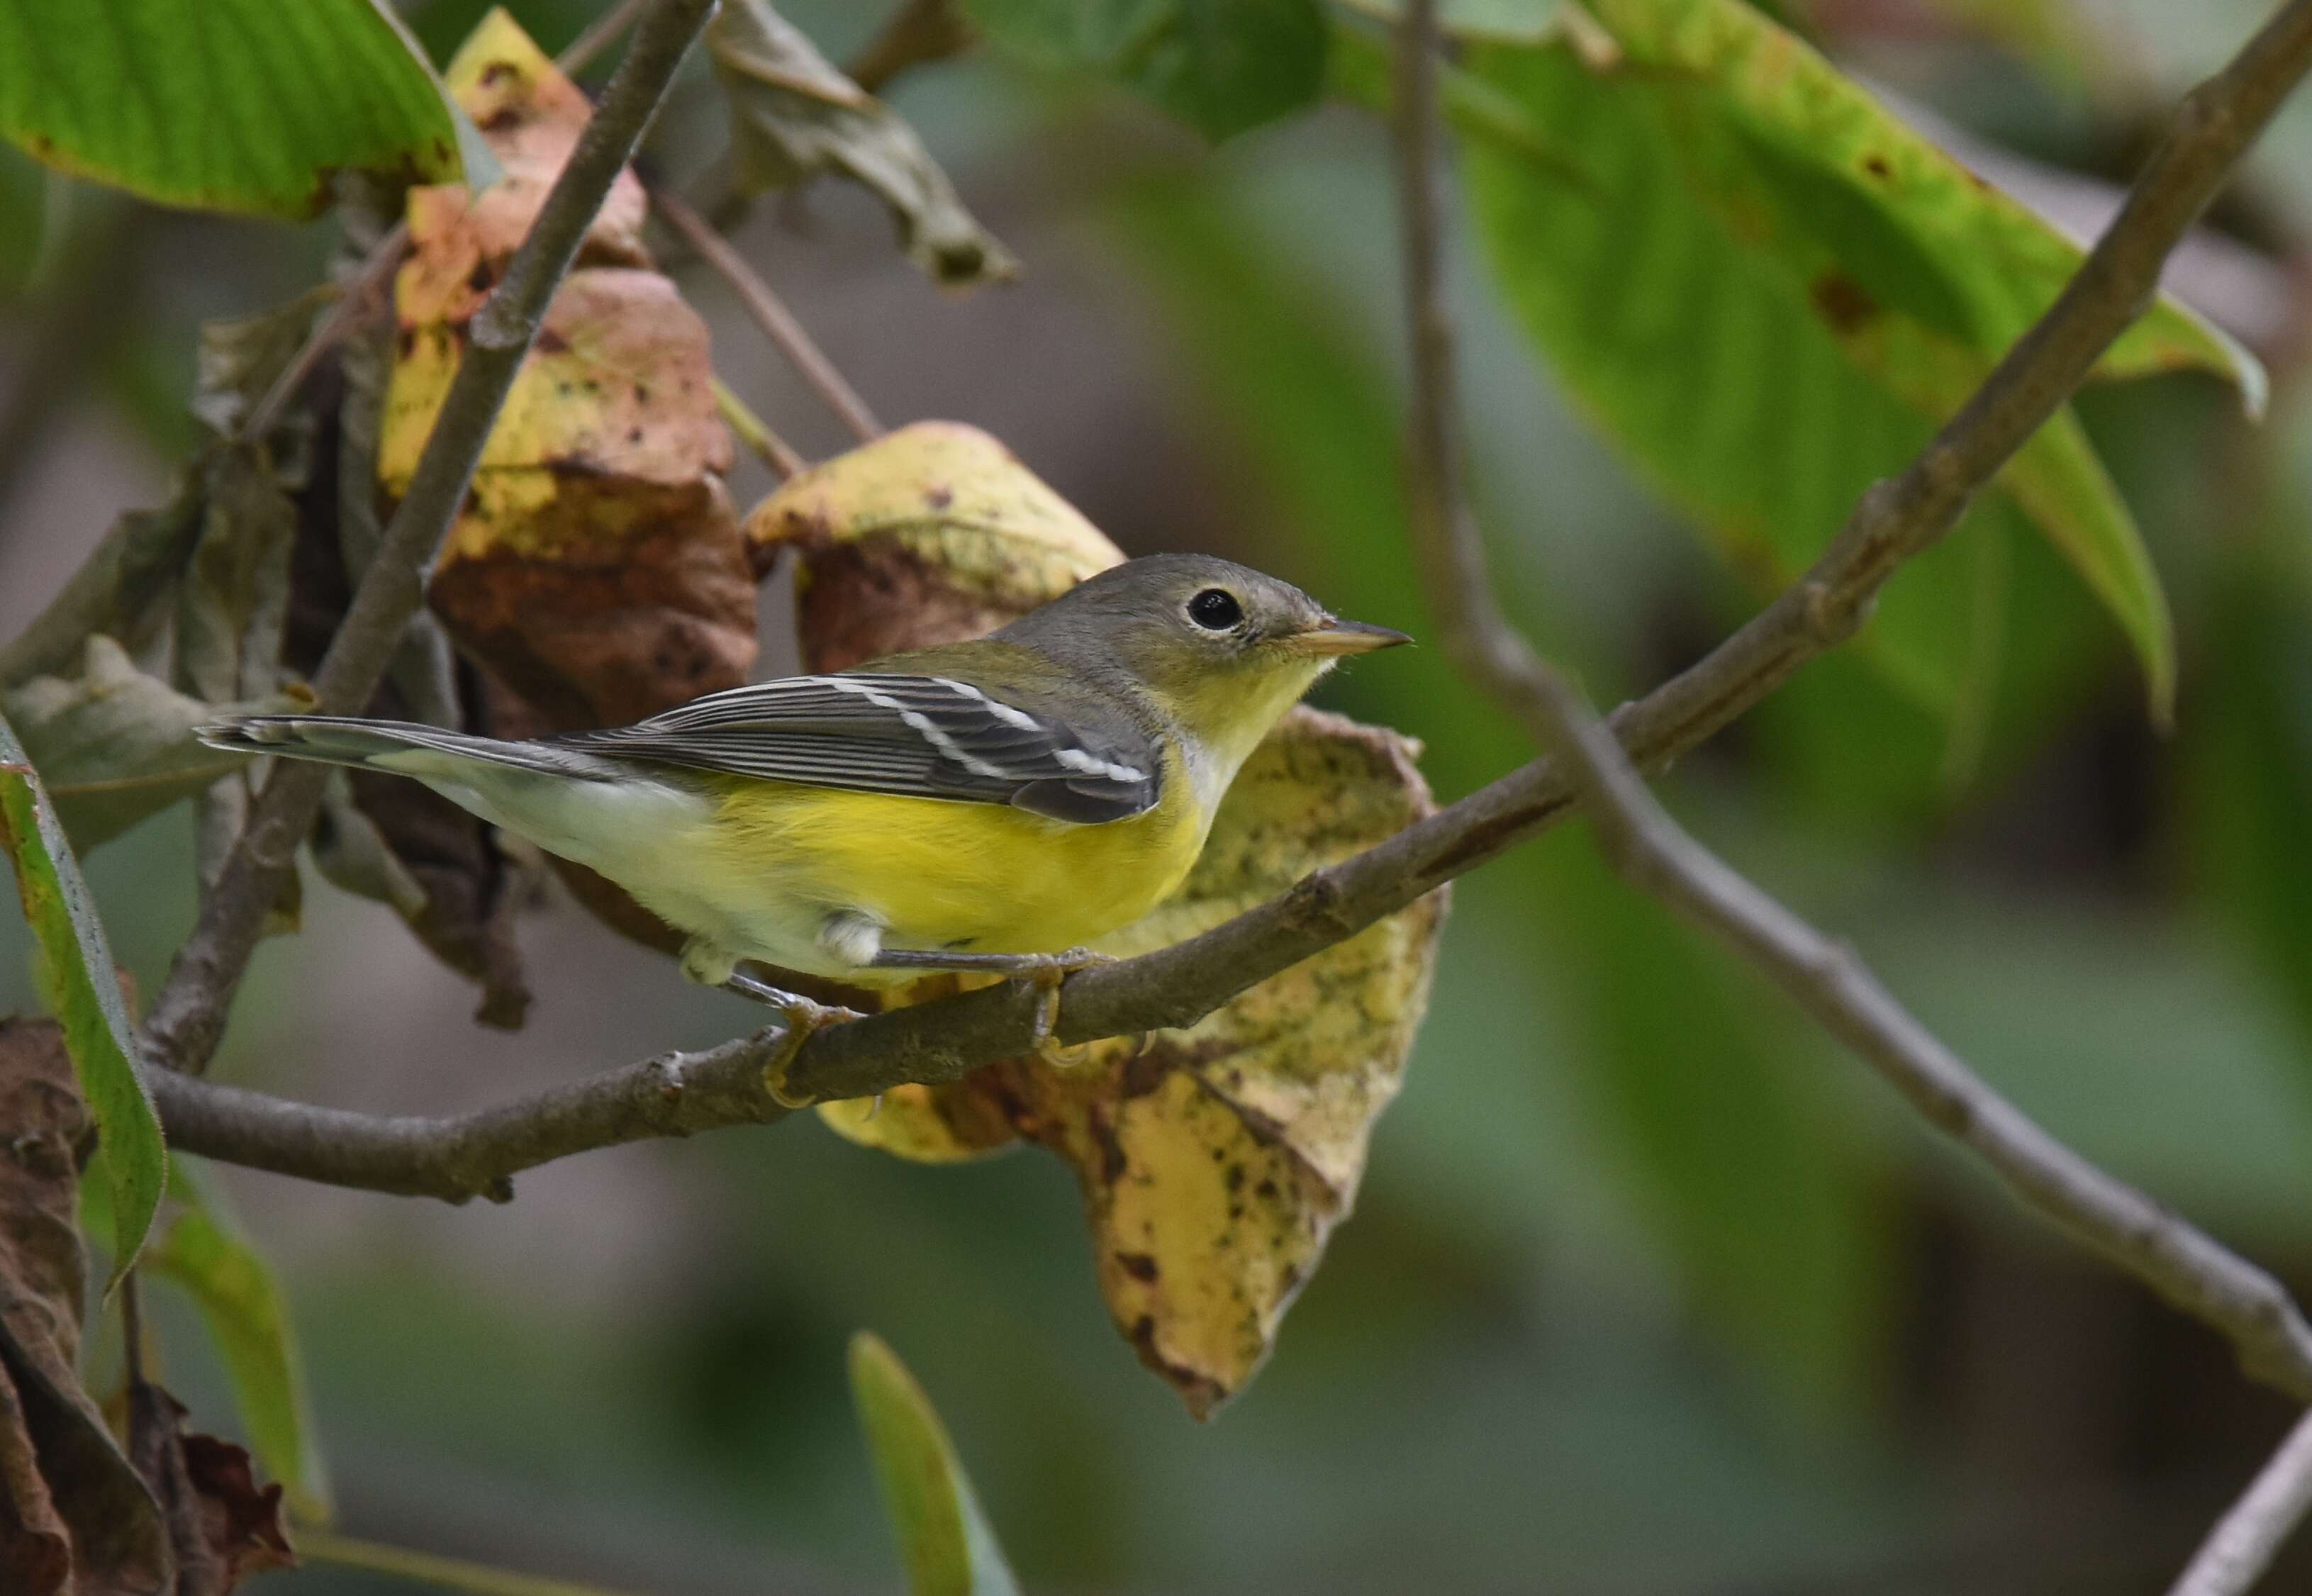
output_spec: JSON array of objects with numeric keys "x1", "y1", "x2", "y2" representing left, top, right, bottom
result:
[{"x1": 200, "y1": 554, "x2": 1406, "y2": 1059}]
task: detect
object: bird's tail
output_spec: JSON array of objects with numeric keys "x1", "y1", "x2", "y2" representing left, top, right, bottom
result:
[{"x1": 196, "y1": 715, "x2": 612, "y2": 781}]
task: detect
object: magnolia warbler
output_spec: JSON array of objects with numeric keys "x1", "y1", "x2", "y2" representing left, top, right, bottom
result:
[{"x1": 199, "y1": 554, "x2": 1407, "y2": 1070}]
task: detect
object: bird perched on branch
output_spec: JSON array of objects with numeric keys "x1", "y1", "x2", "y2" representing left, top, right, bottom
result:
[{"x1": 200, "y1": 554, "x2": 1409, "y2": 1093}]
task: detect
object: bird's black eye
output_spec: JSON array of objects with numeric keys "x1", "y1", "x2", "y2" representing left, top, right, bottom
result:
[{"x1": 1187, "y1": 588, "x2": 1243, "y2": 630}]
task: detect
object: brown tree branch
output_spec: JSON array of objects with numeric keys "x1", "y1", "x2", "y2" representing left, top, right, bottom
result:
[
  {"x1": 146, "y1": 0, "x2": 2312, "y2": 1411},
  {"x1": 651, "y1": 185, "x2": 885, "y2": 442},
  {"x1": 2169, "y1": 1409, "x2": 2312, "y2": 1596},
  {"x1": 562, "y1": 0, "x2": 655, "y2": 79},
  {"x1": 146, "y1": 1027, "x2": 798, "y2": 1202},
  {"x1": 138, "y1": 0, "x2": 722, "y2": 1077},
  {"x1": 845, "y1": 0, "x2": 972, "y2": 96}
]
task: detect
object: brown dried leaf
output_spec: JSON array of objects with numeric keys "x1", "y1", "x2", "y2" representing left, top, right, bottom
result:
[
  {"x1": 709, "y1": 0, "x2": 1017, "y2": 289},
  {"x1": 827, "y1": 710, "x2": 1443, "y2": 1414},
  {"x1": 744, "y1": 421, "x2": 1124, "y2": 670},
  {"x1": 0, "y1": 1018, "x2": 171, "y2": 1593},
  {"x1": 127, "y1": 1382, "x2": 294, "y2": 1595},
  {"x1": 389, "y1": 11, "x2": 752, "y2": 735},
  {"x1": 396, "y1": 8, "x2": 649, "y2": 327}
]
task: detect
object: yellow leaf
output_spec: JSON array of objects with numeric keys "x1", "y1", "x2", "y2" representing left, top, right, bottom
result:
[
  {"x1": 744, "y1": 422, "x2": 1124, "y2": 669},
  {"x1": 827, "y1": 708, "x2": 1443, "y2": 1414}
]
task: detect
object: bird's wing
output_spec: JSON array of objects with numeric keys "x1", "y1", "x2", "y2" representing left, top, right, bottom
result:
[{"x1": 545, "y1": 674, "x2": 1161, "y2": 825}]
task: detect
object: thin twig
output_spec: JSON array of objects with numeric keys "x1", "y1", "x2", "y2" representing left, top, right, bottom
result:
[
  {"x1": 145, "y1": 0, "x2": 2312, "y2": 1412},
  {"x1": 299, "y1": 1530, "x2": 637, "y2": 1596},
  {"x1": 2169, "y1": 1410, "x2": 2312, "y2": 1596},
  {"x1": 236, "y1": 225, "x2": 407, "y2": 447},
  {"x1": 649, "y1": 185, "x2": 883, "y2": 442},
  {"x1": 118, "y1": 1270, "x2": 147, "y2": 1386},
  {"x1": 560, "y1": 0, "x2": 654, "y2": 79},
  {"x1": 713, "y1": 376, "x2": 806, "y2": 476},
  {"x1": 139, "y1": 0, "x2": 721, "y2": 1078}
]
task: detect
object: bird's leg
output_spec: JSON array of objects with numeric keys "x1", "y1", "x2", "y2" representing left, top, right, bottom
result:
[
  {"x1": 869, "y1": 947, "x2": 1117, "y2": 1067},
  {"x1": 718, "y1": 969, "x2": 866, "y2": 1110}
]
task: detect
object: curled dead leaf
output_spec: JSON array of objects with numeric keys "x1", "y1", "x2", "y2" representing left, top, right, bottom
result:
[
  {"x1": 128, "y1": 1381, "x2": 295, "y2": 1595},
  {"x1": 709, "y1": 0, "x2": 1016, "y2": 289},
  {"x1": 1, "y1": 637, "x2": 274, "y2": 852},
  {"x1": 746, "y1": 421, "x2": 1124, "y2": 670}
]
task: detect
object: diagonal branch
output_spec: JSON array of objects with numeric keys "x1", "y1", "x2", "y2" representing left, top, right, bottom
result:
[
  {"x1": 1391, "y1": 0, "x2": 2312, "y2": 1399},
  {"x1": 651, "y1": 185, "x2": 884, "y2": 442},
  {"x1": 138, "y1": 0, "x2": 722, "y2": 1078},
  {"x1": 147, "y1": 0, "x2": 2312, "y2": 1410},
  {"x1": 2169, "y1": 1409, "x2": 2312, "y2": 1596}
]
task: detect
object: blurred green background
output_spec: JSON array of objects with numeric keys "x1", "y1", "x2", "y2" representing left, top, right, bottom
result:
[{"x1": 9, "y1": 0, "x2": 2312, "y2": 1590}]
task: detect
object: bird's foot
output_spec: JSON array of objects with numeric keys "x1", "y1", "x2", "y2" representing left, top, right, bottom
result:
[
  {"x1": 1019, "y1": 948, "x2": 1117, "y2": 1069},
  {"x1": 722, "y1": 971, "x2": 865, "y2": 1108}
]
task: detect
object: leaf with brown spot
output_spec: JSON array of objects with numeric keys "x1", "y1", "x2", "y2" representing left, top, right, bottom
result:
[
  {"x1": 829, "y1": 709, "x2": 1444, "y2": 1414},
  {"x1": 744, "y1": 421, "x2": 1124, "y2": 670},
  {"x1": 0, "y1": 1018, "x2": 172, "y2": 1594},
  {"x1": 710, "y1": 0, "x2": 1017, "y2": 289},
  {"x1": 397, "y1": 7, "x2": 649, "y2": 327}
]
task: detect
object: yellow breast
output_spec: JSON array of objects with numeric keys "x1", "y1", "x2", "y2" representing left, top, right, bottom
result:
[{"x1": 696, "y1": 746, "x2": 1205, "y2": 963}]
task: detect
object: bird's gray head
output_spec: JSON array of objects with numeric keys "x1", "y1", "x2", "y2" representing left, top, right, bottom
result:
[{"x1": 1000, "y1": 553, "x2": 1409, "y2": 764}]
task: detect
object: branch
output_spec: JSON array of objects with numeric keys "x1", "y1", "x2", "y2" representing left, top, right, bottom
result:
[
  {"x1": 1393, "y1": 0, "x2": 2312, "y2": 1400},
  {"x1": 147, "y1": 0, "x2": 2312, "y2": 1407},
  {"x1": 146, "y1": 1027, "x2": 797, "y2": 1202},
  {"x1": 651, "y1": 185, "x2": 884, "y2": 442},
  {"x1": 2170, "y1": 1410, "x2": 2312, "y2": 1596},
  {"x1": 138, "y1": 0, "x2": 721, "y2": 1077},
  {"x1": 846, "y1": 0, "x2": 972, "y2": 96},
  {"x1": 561, "y1": 0, "x2": 654, "y2": 78}
]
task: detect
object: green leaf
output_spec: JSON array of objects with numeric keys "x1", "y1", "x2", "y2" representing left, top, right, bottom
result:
[
  {"x1": 147, "y1": 1162, "x2": 332, "y2": 1522},
  {"x1": 849, "y1": 1333, "x2": 1020, "y2": 1596},
  {"x1": 1457, "y1": 0, "x2": 2257, "y2": 718},
  {"x1": 0, "y1": 707, "x2": 164, "y2": 1289},
  {"x1": 710, "y1": 0, "x2": 1016, "y2": 288},
  {"x1": 0, "y1": 0, "x2": 474, "y2": 219},
  {"x1": 966, "y1": 0, "x2": 1329, "y2": 140}
]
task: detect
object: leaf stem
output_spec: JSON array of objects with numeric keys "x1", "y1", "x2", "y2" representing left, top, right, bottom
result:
[
  {"x1": 651, "y1": 184, "x2": 883, "y2": 442},
  {"x1": 298, "y1": 1531, "x2": 637, "y2": 1596},
  {"x1": 713, "y1": 376, "x2": 806, "y2": 477}
]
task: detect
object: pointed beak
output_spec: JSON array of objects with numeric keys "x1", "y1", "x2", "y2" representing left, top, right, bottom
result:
[{"x1": 1288, "y1": 617, "x2": 1414, "y2": 657}]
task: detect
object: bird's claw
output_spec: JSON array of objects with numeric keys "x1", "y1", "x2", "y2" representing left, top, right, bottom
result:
[
  {"x1": 723, "y1": 973, "x2": 864, "y2": 1107},
  {"x1": 1021, "y1": 947, "x2": 1115, "y2": 1069}
]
